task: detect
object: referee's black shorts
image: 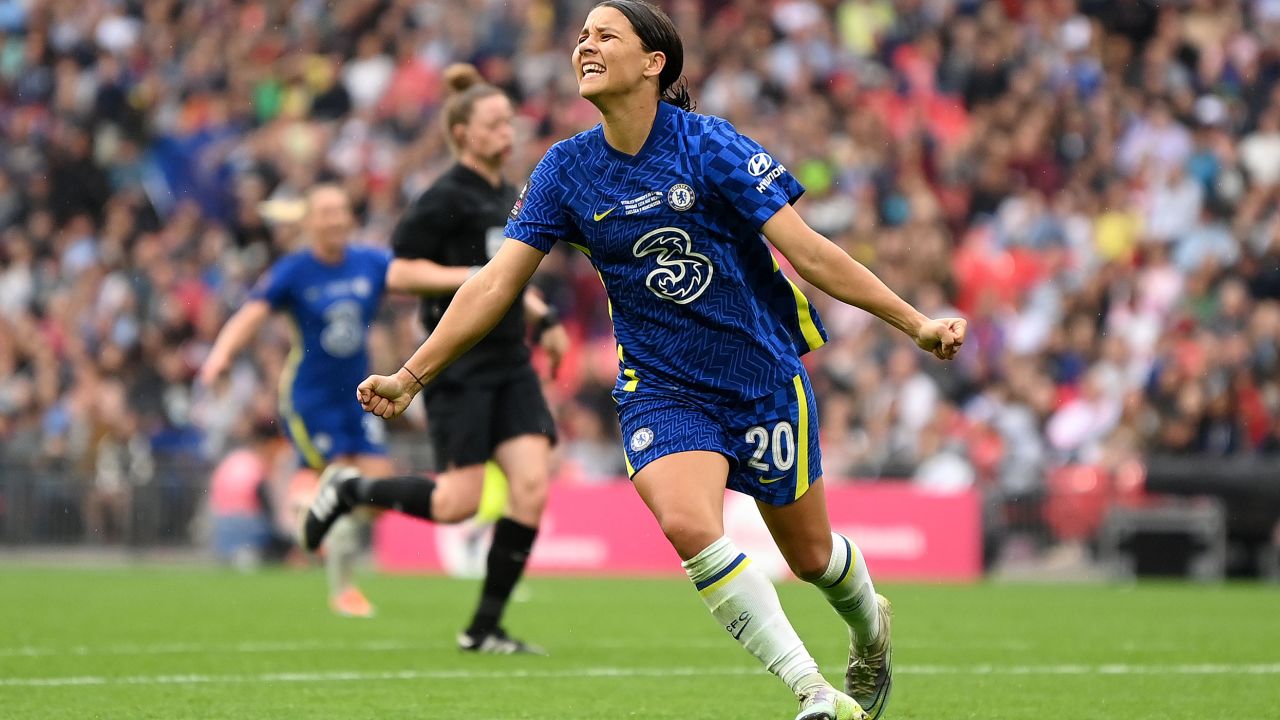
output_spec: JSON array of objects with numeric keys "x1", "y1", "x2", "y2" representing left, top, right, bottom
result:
[{"x1": 422, "y1": 363, "x2": 557, "y2": 469}]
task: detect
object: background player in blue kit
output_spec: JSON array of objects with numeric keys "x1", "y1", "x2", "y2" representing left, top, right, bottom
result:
[
  {"x1": 199, "y1": 184, "x2": 456, "y2": 618},
  {"x1": 300, "y1": 64, "x2": 565, "y2": 655},
  {"x1": 353, "y1": 2, "x2": 964, "y2": 718}
]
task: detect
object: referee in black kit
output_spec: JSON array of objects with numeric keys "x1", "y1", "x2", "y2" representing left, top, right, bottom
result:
[{"x1": 331, "y1": 63, "x2": 565, "y2": 654}]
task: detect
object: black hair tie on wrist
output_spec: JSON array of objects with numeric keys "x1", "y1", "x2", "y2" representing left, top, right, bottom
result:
[{"x1": 402, "y1": 365, "x2": 425, "y2": 390}]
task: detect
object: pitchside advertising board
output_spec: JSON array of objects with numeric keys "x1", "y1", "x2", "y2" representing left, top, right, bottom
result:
[{"x1": 375, "y1": 482, "x2": 982, "y2": 581}]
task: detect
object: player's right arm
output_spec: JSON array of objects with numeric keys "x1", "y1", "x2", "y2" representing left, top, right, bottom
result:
[
  {"x1": 358, "y1": 239, "x2": 545, "y2": 419},
  {"x1": 360, "y1": 147, "x2": 570, "y2": 419},
  {"x1": 200, "y1": 257, "x2": 294, "y2": 386},
  {"x1": 385, "y1": 258, "x2": 474, "y2": 294},
  {"x1": 198, "y1": 300, "x2": 273, "y2": 385}
]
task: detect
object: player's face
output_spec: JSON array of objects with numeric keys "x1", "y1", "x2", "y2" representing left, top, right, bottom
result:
[
  {"x1": 305, "y1": 187, "x2": 354, "y2": 255},
  {"x1": 456, "y1": 94, "x2": 515, "y2": 167},
  {"x1": 573, "y1": 7, "x2": 663, "y2": 104}
]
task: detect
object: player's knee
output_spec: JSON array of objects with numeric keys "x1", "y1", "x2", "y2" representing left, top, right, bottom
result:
[
  {"x1": 788, "y1": 552, "x2": 830, "y2": 584},
  {"x1": 506, "y1": 471, "x2": 549, "y2": 515},
  {"x1": 788, "y1": 550, "x2": 829, "y2": 579},
  {"x1": 432, "y1": 484, "x2": 483, "y2": 524},
  {"x1": 433, "y1": 502, "x2": 476, "y2": 524},
  {"x1": 655, "y1": 511, "x2": 721, "y2": 559}
]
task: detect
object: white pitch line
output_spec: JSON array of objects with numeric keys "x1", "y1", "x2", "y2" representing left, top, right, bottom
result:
[
  {"x1": 900, "y1": 663, "x2": 1280, "y2": 676},
  {"x1": 3, "y1": 663, "x2": 1279, "y2": 688},
  {"x1": 0, "y1": 639, "x2": 742, "y2": 658},
  {"x1": 0, "y1": 638, "x2": 1034, "y2": 659},
  {"x1": 0, "y1": 666, "x2": 750, "y2": 688},
  {"x1": 0, "y1": 640, "x2": 423, "y2": 658}
]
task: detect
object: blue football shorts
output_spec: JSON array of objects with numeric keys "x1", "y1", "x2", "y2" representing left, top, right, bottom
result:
[
  {"x1": 615, "y1": 371, "x2": 822, "y2": 506},
  {"x1": 280, "y1": 395, "x2": 387, "y2": 470}
]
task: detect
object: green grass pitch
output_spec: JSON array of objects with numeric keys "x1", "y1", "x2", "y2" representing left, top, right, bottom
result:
[{"x1": 0, "y1": 567, "x2": 1276, "y2": 719}]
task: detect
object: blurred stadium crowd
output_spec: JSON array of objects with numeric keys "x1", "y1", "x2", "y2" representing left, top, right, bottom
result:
[{"x1": 2, "y1": 0, "x2": 1279, "y2": 546}]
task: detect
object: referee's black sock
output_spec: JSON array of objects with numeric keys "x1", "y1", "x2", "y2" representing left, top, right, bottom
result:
[
  {"x1": 467, "y1": 517, "x2": 538, "y2": 636},
  {"x1": 353, "y1": 475, "x2": 436, "y2": 520}
]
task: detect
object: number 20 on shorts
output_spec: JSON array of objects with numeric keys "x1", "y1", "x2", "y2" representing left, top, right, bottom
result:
[{"x1": 745, "y1": 421, "x2": 795, "y2": 473}]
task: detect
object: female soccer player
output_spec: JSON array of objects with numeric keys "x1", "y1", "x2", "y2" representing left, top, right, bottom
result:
[
  {"x1": 305, "y1": 64, "x2": 565, "y2": 654},
  {"x1": 356, "y1": 2, "x2": 964, "y2": 717},
  {"x1": 200, "y1": 184, "x2": 454, "y2": 618}
]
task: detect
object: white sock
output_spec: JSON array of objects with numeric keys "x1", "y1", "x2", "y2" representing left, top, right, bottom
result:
[
  {"x1": 812, "y1": 532, "x2": 880, "y2": 647},
  {"x1": 683, "y1": 536, "x2": 823, "y2": 694},
  {"x1": 324, "y1": 515, "x2": 362, "y2": 596}
]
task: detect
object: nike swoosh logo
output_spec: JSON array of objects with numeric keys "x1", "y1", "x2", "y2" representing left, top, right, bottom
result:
[
  {"x1": 759, "y1": 476, "x2": 785, "y2": 485},
  {"x1": 593, "y1": 207, "x2": 616, "y2": 221}
]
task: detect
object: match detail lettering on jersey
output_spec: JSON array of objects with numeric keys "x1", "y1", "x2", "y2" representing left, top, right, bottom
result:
[{"x1": 621, "y1": 191, "x2": 664, "y2": 216}]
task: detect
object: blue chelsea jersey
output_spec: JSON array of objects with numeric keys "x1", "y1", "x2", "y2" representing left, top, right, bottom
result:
[
  {"x1": 249, "y1": 245, "x2": 390, "y2": 409},
  {"x1": 506, "y1": 102, "x2": 828, "y2": 402}
]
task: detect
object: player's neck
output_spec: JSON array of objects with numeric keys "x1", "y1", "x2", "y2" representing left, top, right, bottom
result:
[
  {"x1": 599, "y1": 94, "x2": 659, "y2": 157},
  {"x1": 459, "y1": 154, "x2": 503, "y2": 188},
  {"x1": 310, "y1": 242, "x2": 345, "y2": 265}
]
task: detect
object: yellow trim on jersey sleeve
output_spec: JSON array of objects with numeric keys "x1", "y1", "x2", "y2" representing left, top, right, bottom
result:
[
  {"x1": 624, "y1": 452, "x2": 636, "y2": 477},
  {"x1": 278, "y1": 320, "x2": 327, "y2": 470},
  {"x1": 772, "y1": 256, "x2": 826, "y2": 352},
  {"x1": 568, "y1": 241, "x2": 592, "y2": 257},
  {"x1": 792, "y1": 374, "x2": 811, "y2": 500}
]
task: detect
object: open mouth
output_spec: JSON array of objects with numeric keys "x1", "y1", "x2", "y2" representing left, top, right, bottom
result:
[{"x1": 581, "y1": 62, "x2": 605, "y2": 79}]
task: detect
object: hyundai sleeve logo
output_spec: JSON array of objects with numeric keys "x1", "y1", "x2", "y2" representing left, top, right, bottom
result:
[{"x1": 747, "y1": 153, "x2": 773, "y2": 177}]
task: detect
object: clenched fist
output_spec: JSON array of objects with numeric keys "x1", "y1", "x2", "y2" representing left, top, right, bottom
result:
[
  {"x1": 914, "y1": 318, "x2": 967, "y2": 360},
  {"x1": 357, "y1": 371, "x2": 417, "y2": 419}
]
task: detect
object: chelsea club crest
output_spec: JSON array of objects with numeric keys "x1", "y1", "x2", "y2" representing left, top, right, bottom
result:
[
  {"x1": 630, "y1": 427, "x2": 654, "y2": 452},
  {"x1": 666, "y1": 183, "x2": 695, "y2": 211}
]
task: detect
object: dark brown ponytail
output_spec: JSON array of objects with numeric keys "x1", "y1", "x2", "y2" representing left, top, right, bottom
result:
[{"x1": 441, "y1": 63, "x2": 504, "y2": 151}]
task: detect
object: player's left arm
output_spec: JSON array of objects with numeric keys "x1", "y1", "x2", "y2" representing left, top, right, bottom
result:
[
  {"x1": 762, "y1": 204, "x2": 966, "y2": 359},
  {"x1": 358, "y1": 239, "x2": 546, "y2": 418}
]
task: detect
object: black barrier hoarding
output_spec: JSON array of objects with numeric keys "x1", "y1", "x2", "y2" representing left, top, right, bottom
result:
[{"x1": 1144, "y1": 455, "x2": 1280, "y2": 501}]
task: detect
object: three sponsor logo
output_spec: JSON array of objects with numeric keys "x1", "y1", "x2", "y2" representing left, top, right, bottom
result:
[{"x1": 632, "y1": 227, "x2": 715, "y2": 304}]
